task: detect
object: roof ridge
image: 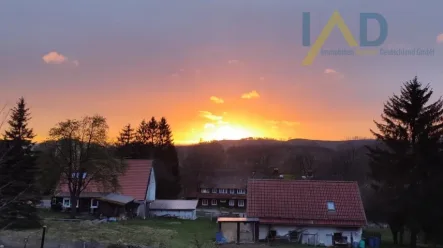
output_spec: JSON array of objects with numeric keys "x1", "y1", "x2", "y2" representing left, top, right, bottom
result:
[{"x1": 248, "y1": 179, "x2": 358, "y2": 184}]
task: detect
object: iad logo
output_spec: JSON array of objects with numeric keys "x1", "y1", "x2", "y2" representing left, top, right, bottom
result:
[{"x1": 302, "y1": 11, "x2": 388, "y2": 65}]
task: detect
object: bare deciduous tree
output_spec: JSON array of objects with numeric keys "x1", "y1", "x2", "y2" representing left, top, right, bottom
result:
[{"x1": 39, "y1": 115, "x2": 126, "y2": 218}]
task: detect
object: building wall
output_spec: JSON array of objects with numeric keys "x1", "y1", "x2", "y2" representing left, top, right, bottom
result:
[
  {"x1": 150, "y1": 210, "x2": 197, "y2": 220},
  {"x1": 258, "y1": 225, "x2": 363, "y2": 246},
  {"x1": 197, "y1": 198, "x2": 246, "y2": 209},
  {"x1": 220, "y1": 222, "x2": 255, "y2": 243},
  {"x1": 146, "y1": 168, "x2": 156, "y2": 201}
]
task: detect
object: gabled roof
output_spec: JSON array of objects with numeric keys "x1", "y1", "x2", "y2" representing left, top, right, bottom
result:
[
  {"x1": 57, "y1": 159, "x2": 153, "y2": 201},
  {"x1": 149, "y1": 200, "x2": 198, "y2": 210},
  {"x1": 199, "y1": 169, "x2": 251, "y2": 189},
  {"x1": 246, "y1": 179, "x2": 367, "y2": 227}
]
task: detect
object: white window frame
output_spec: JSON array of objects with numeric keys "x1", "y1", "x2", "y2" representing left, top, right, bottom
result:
[
  {"x1": 211, "y1": 188, "x2": 217, "y2": 193},
  {"x1": 237, "y1": 189, "x2": 246, "y2": 194},
  {"x1": 238, "y1": 200, "x2": 245, "y2": 207},
  {"x1": 201, "y1": 188, "x2": 210, "y2": 193},
  {"x1": 219, "y1": 189, "x2": 228, "y2": 194},
  {"x1": 327, "y1": 201, "x2": 336, "y2": 211},
  {"x1": 211, "y1": 199, "x2": 217, "y2": 206},
  {"x1": 91, "y1": 199, "x2": 99, "y2": 209},
  {"x1": 229, "y1": 200, "x2": 235, "y2": 207},
  {"x1": 229, "y1": 189, "x2": 235, "y2": 194},
  {"x1": 202, "y1": 199, "x2": 208, "y2": 206},
  {"x1": 63, "y1": 198, "x2": 71, "y2": 208}
]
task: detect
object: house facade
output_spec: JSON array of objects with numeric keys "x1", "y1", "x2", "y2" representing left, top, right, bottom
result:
[
  {"x1": 246, "y1": 179, "x2": 367, "y2": 246},
  {"x1": 53, "y1": 159, "x2": 155, "y2": 218},
  {"x1": 187, "y1": 170, "x2": 250, "y2": 210}
]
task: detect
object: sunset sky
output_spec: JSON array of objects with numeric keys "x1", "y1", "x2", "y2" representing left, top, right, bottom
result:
[{"x1": 1, "y1": 1, "x2": 443, "y2": 144}]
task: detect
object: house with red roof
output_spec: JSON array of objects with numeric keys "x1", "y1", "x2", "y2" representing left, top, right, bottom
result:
[
  {"x1": 246, "y1": 179, "x2": 367, "y2": 246},
  {"x1": 53, "y1": 159, "x2": 156, "y2": 218}
]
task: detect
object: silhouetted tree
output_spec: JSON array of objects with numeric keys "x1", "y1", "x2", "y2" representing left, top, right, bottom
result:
[
  {"x1": 154, "y1": 117, "x2": 180, "y2": 199},
  {"x1": 40, "y1": 115, "x2": 126, "y2": 218},
  {"x1": 368, "y1": 77, "x2": 443, "y2": 248},
  {"x1": 116, "y1": 124, "x2": 135, "y2": 158},
  {"x1": 0, "y1": 97, "x2": 40, "y2": 229}
]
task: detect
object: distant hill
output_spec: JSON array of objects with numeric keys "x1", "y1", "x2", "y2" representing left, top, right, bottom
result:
[{"x1": 176, "y1": 138, "x2": 377, "y2": 151}]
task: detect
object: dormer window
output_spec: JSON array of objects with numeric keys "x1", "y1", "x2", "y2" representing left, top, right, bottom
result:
[
  {"x1": 201, "y1": 188, "x2": 210, "y2": 193},
  {"x1": 327, "y1": 201, "x2": 336, "y2": 211},
  {"x1": 211, "y1": 188, "x2": 217, "y2": 193},
  {"x1": 229, "y1": 189, "x2": 235, "y2": 194}
]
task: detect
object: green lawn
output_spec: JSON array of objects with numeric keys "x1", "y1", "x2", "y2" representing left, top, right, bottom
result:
[{"x1": 0, "y1": 217, "x2": 218, "y2": 248}]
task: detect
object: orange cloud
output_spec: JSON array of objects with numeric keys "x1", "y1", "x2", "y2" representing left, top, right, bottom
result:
[
  {"x1": 437, "y1": 33, "x2": 443, "y2": 43},
  {"x1": 210, "y1": 96, "x2": 224, "y2": 104},
  {"x1": 42, "y1": 51, "x2": 68, "y2": 64},
  {"x1": 199, "y1": 111, "x2": 223, "y2": 121},
  {"x1": 241, "y1": 90, "x2": 260, "y2": 99},
  {"x1": 228, "y1": 59, "x2": 240, "y2": 65}
]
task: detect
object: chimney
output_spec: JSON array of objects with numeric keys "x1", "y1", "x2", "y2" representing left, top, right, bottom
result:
[{"x1": 251, "y1": 171, "x2": 256, "y2": 178}]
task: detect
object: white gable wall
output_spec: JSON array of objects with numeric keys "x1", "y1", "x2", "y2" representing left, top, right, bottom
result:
[
  {"x1": 146, "y1": 168, "x2": 156, "y2": 201},
  {"x1": 258, "y1": 225, "x2": 362, "y2": 246}
]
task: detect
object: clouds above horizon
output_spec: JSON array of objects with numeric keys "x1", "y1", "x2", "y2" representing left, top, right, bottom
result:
[
  {"x1": 437, "y1": 33, "x2": 443, "y2": 43},
  {"x1": 42, "y1": 51, "x2": 79, "y2": 66},
  {"x1": 241, "y1": 90, "x2": 260, "y2": 99},
  {"x1": 210, "y1": 96, "x2": 224, "y2": 104},
  {"x1": 199, "y1": 111, "x2": 223, "y2": 121}
]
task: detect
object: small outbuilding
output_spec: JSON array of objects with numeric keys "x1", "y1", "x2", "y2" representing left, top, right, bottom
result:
[
  {"x1": 217, "y1": 217, "x2": 259, "y2": 244},
  {"x1": 149, "y1": 200, "x2": 198, "y2": 220}
]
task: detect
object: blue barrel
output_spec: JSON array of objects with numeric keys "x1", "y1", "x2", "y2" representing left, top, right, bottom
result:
[
  {"x1": 374, "y1": 237, "x2": 381, "y2": 248},
  {"x1": 368, "y1": 237, "x2": 375, "y2": 248}
]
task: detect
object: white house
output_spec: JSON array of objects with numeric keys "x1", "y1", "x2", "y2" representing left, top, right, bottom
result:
[
  {"x1": 246, "y1": 179, "x2": 367, "y2": 246},
  {"x1": 149, "y1": 200, "x2": 198, "y2": 220}
]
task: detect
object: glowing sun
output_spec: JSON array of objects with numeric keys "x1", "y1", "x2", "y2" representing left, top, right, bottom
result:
[{"x1": 203, "y1": 125, "x2": 253, "y2": 141}]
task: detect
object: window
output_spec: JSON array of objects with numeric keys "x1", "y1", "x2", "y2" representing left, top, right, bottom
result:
[
  {"x1": 229, "y1": 200, "x2": 235, "y2": 207},
  {"x1": 63, "y1": 198, "x2": 70, "y2": 208},
  {"x1": 238, "y1": 200, "x2": 245, "y2": 207},
  {"x1": 51, "y1": 198, "x2": 56, "y2": 205},
  {"x1": 91, "y1": 199, "x2": 99, "y2": 208},
  {"x1": 229, "y1": 189, "x2": 235, "y2": 194},
  {"x1": 219, "y1": 189, "x2": 228, "y2": 194},
  {"x1": 327, "y1": 201, "x2": 336, "y2": 211},
  {"x1": 71, "y1": 172, "x2": 87, "y2": 179},
  {"x1": 237, "y1": 189, "x2": 246, "y2": 194},
  {"x1": 202, "y1": 199, "x2": 208, "y2": 206},
  {"x1": 211, "y1": 199, "x2": 217, "y2": 206},
  {"x1": 211, "y1": 188, "x2": 217, "y2": 193},
  {"x1": 201, "y1": 188, "x2": 210, "y2": 193}
]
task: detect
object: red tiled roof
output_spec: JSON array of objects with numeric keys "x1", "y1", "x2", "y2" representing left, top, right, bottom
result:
[
  {"x1": 57, "y1": 159, "x2": 153, "y2": 201},
  {"x1": 246, "y1": 179, "x2": 367, "y2": 227}
]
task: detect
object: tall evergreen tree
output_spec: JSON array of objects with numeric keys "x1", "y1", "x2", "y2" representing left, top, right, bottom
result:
[
  {"x1": 157, "y1": 117, "x2": 173, "y2": 147},
  {"x1": 135, "y1": 120, "x2": 149, "y2": 145},
  {"x1": 116, "y1": 124, "x2": 134, "y2": 158},
  {"x1": 147, "y1": 117, "x2": 158, "y2": 146},
  {"x1": 368, "y1": 77, "x2": 443, "y2": 247},
  {"x1": 153, "y1": 117, "x2": 180, "y2": 198},
  {"x1": 0, "y1": 97, "x2": 40, "y2": 229}
]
